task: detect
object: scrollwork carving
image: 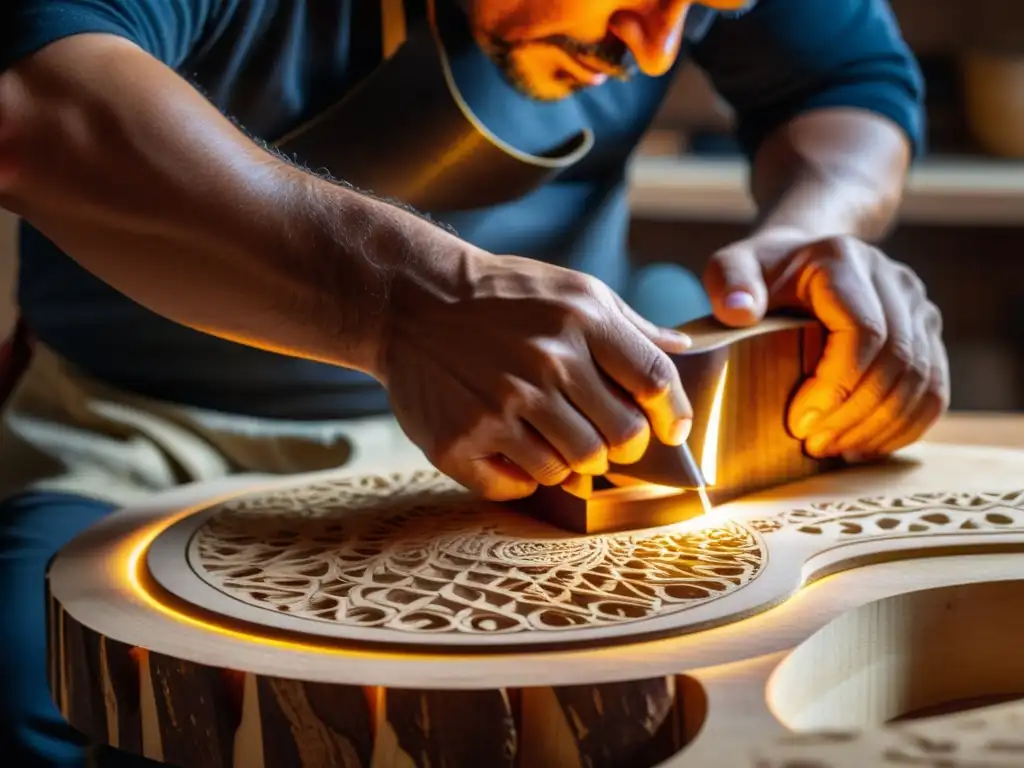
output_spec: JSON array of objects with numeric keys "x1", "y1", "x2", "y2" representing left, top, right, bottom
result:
[
  {"x1": 747, "y1": 490, "x2": 1024, "y2": 538},
  {"x1": 189, "y1": 471, "x2": 764, "y2": 635}
]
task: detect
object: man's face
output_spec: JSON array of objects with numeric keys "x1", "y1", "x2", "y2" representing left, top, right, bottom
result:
[{"x1": 462, "y1": 0, "x2": 751, "y2": 100}]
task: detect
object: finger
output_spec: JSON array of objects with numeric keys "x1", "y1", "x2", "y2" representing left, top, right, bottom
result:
[
  {"x1": 496, "y1": 422, "x2": 575, "y2": 488},
  {"x1": 558, "y1": 364, "x2": 651, "y2": 466},
  {"x1": 588, "y1": 319, "x2": 693, "y2": 448},
  {"x1": 702, "y1": 244, "x2": 768, "y2": 327},
  {"x1": 559, "y1": 472, "x2": 593, "y2": 498},
  {"x1": 801, "y1": 266, "x2": 919, "y2": 456},
  {"x1": 827, "y1": 302, "x2": 934, "y2": 459},
  {"x1": 871, "y1": 389, "x2": 946, "y2": 457},
  {"x1": 435, "y1": 452, "x2": 539, "y2": 501},
  {"x1": 867, "y1": 321, "x2": 950, "y2": 457},
  {"x1": 787, "y1": 244, "x2": 888, "y2": 439},
  {"x1": 523, "y1": 388, "x2": 612, "y2": 474},
  {"x1": 612, "y1": 293, "x2": 693, "y2": 354}
]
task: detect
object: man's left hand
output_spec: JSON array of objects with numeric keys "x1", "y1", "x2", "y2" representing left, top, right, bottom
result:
[{"x1": 702, "y1": 228, "x2": 950, "y2": 462}]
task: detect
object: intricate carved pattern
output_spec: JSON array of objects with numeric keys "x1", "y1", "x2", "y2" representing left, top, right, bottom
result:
[
  {"x1": 747, "y1": 490, "x2": 1024, "y2": 538},
  {"x1": 189, "y1": 471, "x2": 764, "y2": 635}
]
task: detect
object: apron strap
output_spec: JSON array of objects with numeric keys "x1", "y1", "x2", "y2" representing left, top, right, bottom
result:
[{"x1": 0, "y1": 316, "x2": 33, "y2": 410}]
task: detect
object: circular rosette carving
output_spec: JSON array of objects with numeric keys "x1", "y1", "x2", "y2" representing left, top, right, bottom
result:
[{"x1": 188, "y1": 471, "x2": 765, "y2": 637}]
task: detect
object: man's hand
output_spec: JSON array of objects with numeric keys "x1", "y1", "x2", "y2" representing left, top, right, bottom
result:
[
  {"x1": 379, "y1": 251, "x2": 694, "y2": 501},
  {"x1": 703, "y1": 228, "x2": 949, "y2": 462}
]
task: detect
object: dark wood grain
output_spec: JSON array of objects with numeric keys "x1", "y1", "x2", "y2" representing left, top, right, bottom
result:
[
  {"x1": 384, "y1": 688, "x2": 518, "y2": 767},
  {"x1": 101, "y1": 638, "x2": 144, "y2": 754},
  {"x1": 61, "y1": 612, "x2": 109, "y2": 744},
  {"x1": 148, "y1": 653, "x2": 241, "y2": 768},
  {"x1": 520, "y1": 677, "x2": 680, "y2": 768},
  {"x1": 257, "y1": 677, "x2": 374, "y2": 767}
]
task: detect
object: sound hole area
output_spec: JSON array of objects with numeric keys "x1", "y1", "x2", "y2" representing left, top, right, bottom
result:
[{"x1": 766, "y1": 579, "x2": 1024, "y2": 729}]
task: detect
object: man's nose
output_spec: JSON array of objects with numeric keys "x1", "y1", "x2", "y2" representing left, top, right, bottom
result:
[{"x1": 609, "y1": 1, "x2": 691, "y2": 77}]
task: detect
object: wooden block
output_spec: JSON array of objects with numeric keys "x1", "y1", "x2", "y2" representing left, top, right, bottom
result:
[{"x1": 516, "y1": 315, "x2": 841, "y2": 533}]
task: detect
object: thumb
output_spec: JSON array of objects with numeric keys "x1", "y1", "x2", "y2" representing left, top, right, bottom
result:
[{"x1": 703, "y1": 244, "x2": 768, "y2": 327}]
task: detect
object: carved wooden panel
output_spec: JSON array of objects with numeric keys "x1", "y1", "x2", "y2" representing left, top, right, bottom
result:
[
  {"x1": 48, "y1": 441, "x2": 1024, "y2": 767},
  {"x1": 189, "y1": 472, "x2": 764, "y2": 636}
]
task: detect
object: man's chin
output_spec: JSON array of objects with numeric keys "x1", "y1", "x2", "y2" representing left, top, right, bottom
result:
[
  {"x1": 495, "y1": 65, "x2": 585, "y2": 102},
  {"x1": 514, "y1": 80, "x2": 584, "y2": 102}
]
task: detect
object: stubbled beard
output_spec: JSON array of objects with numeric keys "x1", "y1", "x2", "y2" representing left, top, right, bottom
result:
[{"x1": 480, "y1": 33, "x2": 639, "y2": 100}]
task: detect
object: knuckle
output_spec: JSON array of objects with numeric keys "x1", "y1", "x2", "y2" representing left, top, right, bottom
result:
[
  {"x1": 494, "y1": 375, "x2": 544, "y2": 419},
  {"x1": 606, "y1": 415, "x2": 649, "y2": 454},
  {"x1": 895, "y1": 264, "x2": 927, "y2": 298},
  {"x1": 533, "y1": 457, "x2": 572, "y2": 486},
  {"x1": 921, "y1": 301, "x2": 943, "y2": 335},
  {"x1": 902, "y1": 362, "x2": 929, "y2": 395},
  {"x1": 534, "y1": 344, "x2": 577, "y2": 390},
  {"x1": 859, "y1": 320, "x2": 888, "y2": 354},
  {"x1": 575, "y1": 271, "x2": 610, "y2": 302},
  {"x1": 566, "y1": 439, "x2": 609, "y2": 474},
  {"x1": 638, "y1": 352, "x2": 677, "y2": 401},
  {"x1": 886, "y1": 337, "x2": 918, "y2": 371},
  {"x1": 829, "y1": 235, "x2": 864, "y2": 263}
]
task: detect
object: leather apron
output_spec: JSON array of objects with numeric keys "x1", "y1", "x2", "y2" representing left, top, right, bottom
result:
[{"x1": 272, "y1": 0, "x2": 597, "y2": 212}]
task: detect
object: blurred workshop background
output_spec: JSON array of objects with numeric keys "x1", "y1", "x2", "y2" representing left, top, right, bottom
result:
[{"x1": 1, "y1": 0, "x2": 1021, "y2": 411}]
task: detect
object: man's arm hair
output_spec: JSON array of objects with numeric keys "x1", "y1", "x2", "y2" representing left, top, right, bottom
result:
[
  {"x1": 691, "y1": 0, "x2": 923, "y2": 240},
  {"x1": 0, "y1": 33, "x2": 467, "y2": 377}
]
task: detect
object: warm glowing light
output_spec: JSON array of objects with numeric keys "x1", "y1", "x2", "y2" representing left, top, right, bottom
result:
[
  {"x1": 697, "y1": 486, "x2": 712, "y2": 516},
  {"x1": 700, "y1": 361, "x2": 730, "y2": 488},
  {"x1": 120, "y1": 358, "x2": 728, "y2": 647},
  {"x1": 119, "y1": 494, "x2": 395, "y2": 658}
]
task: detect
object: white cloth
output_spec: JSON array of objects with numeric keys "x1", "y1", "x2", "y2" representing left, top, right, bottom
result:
[{"x1": 0, "y1": 344, "x2": 431, "y2": 506}]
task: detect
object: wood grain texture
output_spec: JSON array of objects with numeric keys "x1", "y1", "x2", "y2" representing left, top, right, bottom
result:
[
  {"x1": 519, "y1": 315, "x2": 838, "y2": 533},
  {"x1": 520, "y1": 677, "x2": 680, "y2": 768},
  {"x1": 48, "y1": 614, "x2": 681, "y2": 768},
  {"x1": 46, "y1": 429, "x2": 1024, "y2": 768}
]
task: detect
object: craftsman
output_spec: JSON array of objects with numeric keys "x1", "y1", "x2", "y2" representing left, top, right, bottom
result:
[{"x1": 0, "y1": 0, "x2": 947, "y2": 765}]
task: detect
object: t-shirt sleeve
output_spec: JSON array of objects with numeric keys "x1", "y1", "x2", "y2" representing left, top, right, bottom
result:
[
  {"x1": 0, "y1": 0, "x2": 219, "y2": 72},
  {"x1": 690, "y1": 0, "x2": 926, "y2": 159}
]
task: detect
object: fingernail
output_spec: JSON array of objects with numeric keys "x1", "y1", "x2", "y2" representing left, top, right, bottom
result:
[
  {"x1": 806, "y1": 431, "x2": 834, "y2": 457},
  {"x1": 724, "y1": 291, "x2": 756, "y2": 311},
  {"x1": 666, "y1": 330, "x2": 692, "y2": 347},
  {"x1": 670, "y1": 417, "x2": 692, "y2": 445},
  {"x1": 796, "y1": 410, "x2": 822, "y2": 437}
]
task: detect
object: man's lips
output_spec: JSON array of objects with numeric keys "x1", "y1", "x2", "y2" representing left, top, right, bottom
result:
[{"x1": 574, "y1": 54, "x2": 623, "y2": 79}]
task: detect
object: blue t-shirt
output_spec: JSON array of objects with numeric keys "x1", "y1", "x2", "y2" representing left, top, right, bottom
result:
[{"x1": 1, "y1": 0, "x2": 924, "y2": 420}]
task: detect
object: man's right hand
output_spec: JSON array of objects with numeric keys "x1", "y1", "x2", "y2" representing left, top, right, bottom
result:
[{"x1": 379, "y1": 250, "x2": 694, "y2": 501}]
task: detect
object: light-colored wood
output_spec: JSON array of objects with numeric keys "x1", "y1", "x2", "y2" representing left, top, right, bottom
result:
[
  {"x1": 46, "y1": 429, "x2": 1024, "y2": 767},
  {"x1": 925, "y1": 411, "x2": 1024, "y2": 449},
  {"x1": 519, "y1": 315, "x2": 834, "y2": 533},
  {"x1": 628, "y1": 156, "x2": 1024, "y2": 226}
]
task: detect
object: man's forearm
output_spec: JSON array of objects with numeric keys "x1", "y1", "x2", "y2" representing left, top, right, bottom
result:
[
  {"x1": 747, "y1": 107, "x2": 912, "y2": 243},
  {"x1": 0, "y1": 33, "x2": 464, "y2": 377}
]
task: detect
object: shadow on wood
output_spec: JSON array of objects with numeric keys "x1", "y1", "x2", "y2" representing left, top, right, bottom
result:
[{"x1": 515, "y1": 315, "x2": 844, "y2": 533}]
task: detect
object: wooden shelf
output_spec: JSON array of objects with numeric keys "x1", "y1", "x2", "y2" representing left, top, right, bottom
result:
[{"x1": 628, "y1": 155, "x2": 1024, "y2": 227}]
